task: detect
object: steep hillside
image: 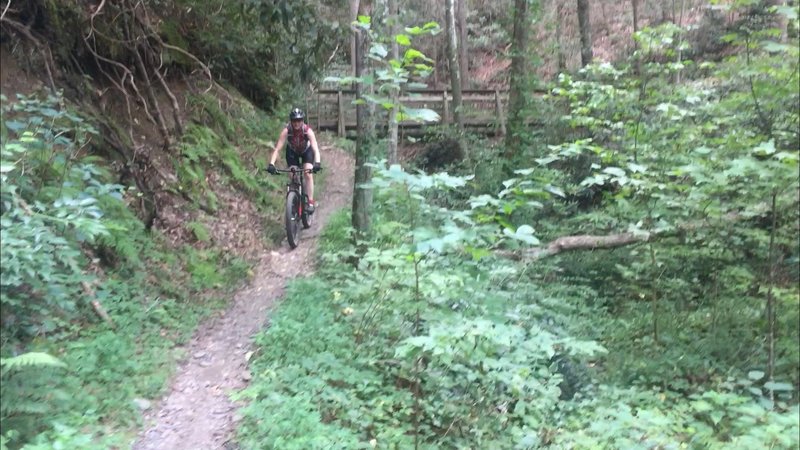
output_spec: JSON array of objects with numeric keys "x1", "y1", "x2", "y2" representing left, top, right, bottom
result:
[{"x1": 0, "y1": 3, "x2": 311, "y2": 447}]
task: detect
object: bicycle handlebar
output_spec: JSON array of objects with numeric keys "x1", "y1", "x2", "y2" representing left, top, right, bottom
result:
[{"x1": 270, "y1": 167, "x2": 314, "y2": 174}]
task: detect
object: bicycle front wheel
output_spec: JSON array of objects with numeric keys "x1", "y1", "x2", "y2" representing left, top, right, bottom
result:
[
  {"x1": 301, "y1": 195, "x2": 312, "y2": 229},
  {"x1": 285, "y1": 191, "x2": 300, "y2": 248}
]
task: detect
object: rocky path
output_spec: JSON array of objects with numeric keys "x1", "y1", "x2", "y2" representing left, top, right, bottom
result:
[{"x1": 133, "y1": 146, "x2": 353, "y2": 450}]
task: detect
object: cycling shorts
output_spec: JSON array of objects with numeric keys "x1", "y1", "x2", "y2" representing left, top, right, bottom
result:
[{"x1": 285, "y1": 145, "x2": 314, "y2": 168}]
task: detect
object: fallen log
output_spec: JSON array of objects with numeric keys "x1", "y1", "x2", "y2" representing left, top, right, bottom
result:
[
  {"x1": 82, "y1": 281, "x2": 115, "y2": 329},
  {"x1": 498, "y1": 231, "x2": 650, "y2": 261},
  {"x1": 499, "y1": 212, "x2": 746, "y2": 261}
]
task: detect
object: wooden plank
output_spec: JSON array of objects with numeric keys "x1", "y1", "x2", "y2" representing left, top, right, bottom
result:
[
  {"x1": 305, "y1": 87, "x2": 540, "y2": 136},
  {"x1": 495, "y1": 89, "x2": 506, "y2": 137}
]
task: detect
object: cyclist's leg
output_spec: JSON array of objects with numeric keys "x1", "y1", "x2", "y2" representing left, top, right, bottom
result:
[{"x1": 300, "y1": 146, "x2": 315, "y2": 204}]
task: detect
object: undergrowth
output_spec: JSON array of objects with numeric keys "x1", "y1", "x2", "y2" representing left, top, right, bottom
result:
[
  {"x1": 0, "y1": 89, "x2": 270, "y2": 449},
  {"x1": 236, "y1": 164, "x2": 798, "y2": 449}
]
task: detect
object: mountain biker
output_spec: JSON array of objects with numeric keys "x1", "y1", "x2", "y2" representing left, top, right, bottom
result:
[{"x1": 267, "y1": 107, "x2": 322, "y2": 213}]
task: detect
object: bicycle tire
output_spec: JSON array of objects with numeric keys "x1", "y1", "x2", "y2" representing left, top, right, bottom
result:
[
  {"x1": 301, "y1": 195, "x2": 312, "y2": 229},
  {"x1": 285, "y1": 190, "x2": 300, "y2": 248}
]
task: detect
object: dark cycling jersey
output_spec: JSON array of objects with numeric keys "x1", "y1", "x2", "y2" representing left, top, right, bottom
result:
[{"x1": 286, "y1": 123, "x2": 310, "y2": 153}]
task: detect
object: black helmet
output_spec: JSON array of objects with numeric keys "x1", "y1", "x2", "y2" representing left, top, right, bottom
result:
[{"x1": 289, "y1": 107, "x2": 305, "y2": 121}]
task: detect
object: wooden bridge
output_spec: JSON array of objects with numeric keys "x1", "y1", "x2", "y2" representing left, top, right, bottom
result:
[{"x1": 303, "y1": 89, "x2": 515, "y2": 137}]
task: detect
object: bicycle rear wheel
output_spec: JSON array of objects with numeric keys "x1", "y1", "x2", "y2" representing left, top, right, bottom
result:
[{"x1": 285, "y1": 191, "x2": 300, "y2": 248}]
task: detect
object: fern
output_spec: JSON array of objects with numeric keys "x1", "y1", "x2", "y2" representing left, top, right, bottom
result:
[{"x1": 0, "y1": 352, "x2": 67, "y2": 374}]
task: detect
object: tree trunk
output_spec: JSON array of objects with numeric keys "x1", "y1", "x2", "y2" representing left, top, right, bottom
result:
[
  {"x1": 674, "y1": 0, "x2": 686, "y2": 84},
  {"x1": 387, "y1": 0, "x2": 400, "y2": 165},
  {"x1": 632, "y1": 0, "x2": 641, "y2": 75},
  {"x1": 350, "y1": 0, "x2": 360, "y2": 77},
  {"x1": 555, "y1": 1, "x2": 567, "y2": 73},
  {"x1": 445, "y1": 0, "x2": 464, "y2": 130},
  {"x1": 457, "y1": 0, "x2": 469, "y2": 91},
  {"x1": 778, "y1": 0, "x2": 789, "y2": 43},
  {"x1": 505, "y1": 0, "x2": 531, "y2": 152},
  {"x1": 577, "y1": 0, "x2": 593, "y2": 67},
  {"x1": 352, "y1": 0, "x2": 373, "y2": 241}
]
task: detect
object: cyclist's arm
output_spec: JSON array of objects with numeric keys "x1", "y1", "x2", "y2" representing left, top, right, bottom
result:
[
  {"x1": 307, "y1": 128, "x2": 321, "y2": 164},
  {"x1": 269, "y1": 128, "x2": 289, "y2": 165}
]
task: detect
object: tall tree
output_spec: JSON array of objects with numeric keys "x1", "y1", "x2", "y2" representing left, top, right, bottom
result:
[
  {"x1": 673, "y1": 0, "x2": 686, "y2": 83},
  {"x1": 577, "y1": 0, "x2": 593, "y2": 66},
  {"x1": 352, "y1": 1, "x2": 374, "y2": 241},
  {"x1": 387, "y1": 0, "x2": 400, "y2": 165},
  {"x1": 555, "y1": 1, "x2": 567, "y2": 72},
  {"x1": 632, "y1": 0, "x2": 641, "y2": 75},
  {"x1": 350, "y1": 0, "x2": 360, "y2": 76},
  {"x1": 445, "y1": 0, "x2": 464, "y2": 130},
  {"x1": 505, "y1": 0, "x2": 531, "y2": 152},
  {"x1": 457, "y1": 0, "x2": 469, "y2": 90}
]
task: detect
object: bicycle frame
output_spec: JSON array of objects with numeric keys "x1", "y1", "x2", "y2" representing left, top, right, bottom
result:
[
  {"x1": 277, "y1": 166, "x2": 310, "y2": 203},
  {"x1": 272, "y1": 166, "x2": 313, "y2": 248}
]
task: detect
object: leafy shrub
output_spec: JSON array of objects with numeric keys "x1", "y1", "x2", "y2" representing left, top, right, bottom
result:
[{"x1": 1, "y1": 94, "x2": 122, "y2": 336}]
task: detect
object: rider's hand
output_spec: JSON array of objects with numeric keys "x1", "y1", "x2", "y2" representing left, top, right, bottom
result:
[
  {"x1": 267, "y1": 163, "x2": 277, "y2": 174},
  {"x1": 313, "y1": 162, "x2": 322, "y2": 173}
]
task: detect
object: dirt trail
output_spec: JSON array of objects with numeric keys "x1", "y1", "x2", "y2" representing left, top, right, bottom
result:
[{"x1": 133, "y1": 146, "x2": 353, "y2": 450}]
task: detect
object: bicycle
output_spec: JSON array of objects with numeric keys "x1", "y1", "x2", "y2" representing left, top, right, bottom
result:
[{"x1": 270, "y1": 166, "x2": 313, "y2": 249}]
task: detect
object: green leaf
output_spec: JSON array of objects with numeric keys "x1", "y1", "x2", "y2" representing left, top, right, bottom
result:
[
  {"x1": 405, "y1": 22, "x2": 440, "y2": 36},
  {"x1": 535, "y1": 156, "x2": 560, "y2": 166},
  {"x1": 774, "y1": 151, "x2": 799, "y2": 162},
  {"x1": 398, "y1": 107, "x2": 440, "y2": 123},
  {"x1": 403, "y1": 48, "x2": 429, "y2": 63},
  {"x1": 748, "y1": 370, "x2": 765, "y2": 380},
  {"x1": 4, "y1": 120, "x2": 26, "y2": 132},
  {"x1": 752, "y1": 140, "x2": 776, "y2": 156},
  {"x1": 764, "y1": 381, "x2": 794, "y2": 392},
  {"x1": 603, "y1": 167, "x2": 626, "y2": 177},
  {"x1": 395, "y1": 34, "x2": 411, "y2": 46},
  {"x1": 0, "y1": 352, "x2": 67, "y2": 371},
  {"x1": 761, "y1": 41, "x2": 795, "y2": 53},
  {"x1": 370, "y1": 43, "x2": 388, "y2": 58},
  {"x1": 776, "y1": 5, "x2": 798, "y2": 20},
  {"x1": 39, "y1": 107, "x2": 60, "y2": 117},
  {"x1": 628, "y1": 163, "x2": 648, "y2": 173},
  {"x1": 545, "y1": 185, "x2": 566, "y2": 198},
  {"x1": 504, "y1": 225, "x2": 539, "y2": 245},
  {"x1": 407, "y1": 82, "x2": 429, "y2": 89},
  {"x1": 710, "y1": 411, "x2": 724, "y2": 425}
]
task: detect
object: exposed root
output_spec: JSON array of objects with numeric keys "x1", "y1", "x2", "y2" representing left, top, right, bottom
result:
[{"x1": 0, "y1": 15, "x2": 57, "y2": 93}]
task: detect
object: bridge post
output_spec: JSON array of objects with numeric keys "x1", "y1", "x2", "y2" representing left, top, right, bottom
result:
[
  {"x1": 337, "y1": 90, "x2": 345, "y2": 137},
  {"x1": 495, "y1": 89, "x2": 506, "y2": 137},
  {"x1": 443, "y1": 90, "x2": 449, "y2": 124},
  {"x1": 305, "y1": 95, "x2": 310, "y2": 127}
]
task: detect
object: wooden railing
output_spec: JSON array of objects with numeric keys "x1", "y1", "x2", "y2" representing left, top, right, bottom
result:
[{"x1": 304, "y1": 89, "x2": 518, "y2": 136}]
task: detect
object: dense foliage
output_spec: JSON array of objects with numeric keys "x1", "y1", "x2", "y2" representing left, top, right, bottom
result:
[
  {"x1": 237, "y1": 2, "x2": 799, "y2": 449},
  {"x1": 0, "y1": 88, "x2": 279, "y2": 449},
  {"x1": 0, "y1": 0, "x2": 798, "y2": 449}
]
